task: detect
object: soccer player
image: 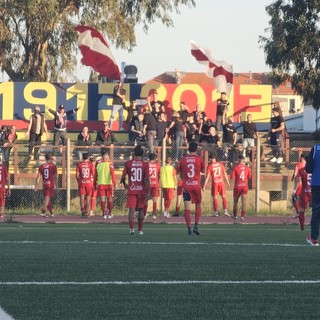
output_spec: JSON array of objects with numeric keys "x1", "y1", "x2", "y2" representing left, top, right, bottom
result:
[
  {"x1": 95, "y1": 149, "x2": 116, "y2": 219},
  {"x1": 160, "y1": 157, "x2": 178, "y2": 218},
  {"x1": 294, "y1": 160, "x2": 311, "y2": 231},
  {"x1": 76, "y1": 152, "x2": 95, "y2": 218},
  {"x1": 202, "y1": 154, "x2": 230, "y2": 217},
  {"x1": 230, "y1": 155, "x2": 252, "y2": 221},
  {"x1": 145, "y1": 153, "x2": 161, "y2": 220},
  {"x1": 306, "y1": 144, "x2": 320, "y2": 246},
  {"x1": 120, "y1": 145, "x2": 149, "y2": 235},
  {"x1": 34, "y1": 152, "x2": 58, "y2": 217},
  {"x1": 291, "y1": 154, "x2": 306, "y2": 218},
  {"x1": 0, "y1": 155, "x2": 10, "y2": 218},
  {"x1": 176, "y1": 142, "x2": 205, "y2": 235}
]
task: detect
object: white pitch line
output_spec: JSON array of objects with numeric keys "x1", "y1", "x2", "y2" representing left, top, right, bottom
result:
[
  {"x1": 0, "y1": 306, "x2": 15, "y2": 320},
  {"x1": 0, "y1": 227, "x2": 300, "y2": 231},
  {"x1": 0, "y1": 280, "x2": 319, "y2": 286},
  {"x1": 0, "y1": 240, "x2": 308, "y2": 247}
]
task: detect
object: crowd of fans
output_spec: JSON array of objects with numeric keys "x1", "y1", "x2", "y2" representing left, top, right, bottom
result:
[{"x1": 0, "y1": 88, "x2": 292, "y2": 172}]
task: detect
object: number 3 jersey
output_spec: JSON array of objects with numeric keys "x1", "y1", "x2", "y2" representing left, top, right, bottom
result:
[
  {"x1": 38, "y1": 163, "x2": 57, "y2": 188},
  {"x1": 122, "y1": 159, "x2": 149, "y2": 195},
  {"x1": 177, "y1": 155, "x2": 205, "y2": 190}
]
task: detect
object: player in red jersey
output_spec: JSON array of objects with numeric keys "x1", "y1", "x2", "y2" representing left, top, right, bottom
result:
[
  {"x1": 0, "y1": 155, "x2": 11, "y2": 218},
  {"x1": 144, "y1": 153, "x2": 161, "y2": 220},
  {"x1": 34, "y1": 152, "x2": 58, "y2": 217},
  {"x1": 291, "y1": 154, "x2": 306, "y2": 218},
  {"x1": 120, "y1": 146, "x2": 150, "y2": 235},
  {"x1": 202, "y1": 154, "x2": 230, "y2": 217},
  {"x1": 95, "y1": 149, "x2": 116, "y2": 220},
  {"x1": 176, "y1": 142, "x2": 205, "y2": 235},
  {"x1": 76, "y1": 152, "x2": 95, "y2": 218},
  {"x1": 230, "y1": 155, "x2": 252, "y2": 221},
  {"x1": 294, "y1": 162, "x2": 312, "y2": 231}
]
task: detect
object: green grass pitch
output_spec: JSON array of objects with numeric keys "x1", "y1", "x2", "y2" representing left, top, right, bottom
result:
[{"x1": 0, "y1": 223, "x2": 319, "y2": 320}]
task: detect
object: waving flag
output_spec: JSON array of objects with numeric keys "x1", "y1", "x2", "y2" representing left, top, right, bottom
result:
[
  {"x1": 191, "y1": 41, "x2": 233, "y2": 96},
  {"x1": 76, "y1": 25, "x2": 121, "y2": 80}
]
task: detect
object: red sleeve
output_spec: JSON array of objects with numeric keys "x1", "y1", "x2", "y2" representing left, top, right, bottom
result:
[
  {"x1": 176, "y1": 162, "x2": 181, "y2": 175},
  {"x1": 110, "y1": 162, "x2": 116, "y2": 187},
  {"x1": 201, "y1": 158, "x2": 205, "y2": 173},
  {"x1": 230, "y1": 168, "x2": 235, "y2": 180}
]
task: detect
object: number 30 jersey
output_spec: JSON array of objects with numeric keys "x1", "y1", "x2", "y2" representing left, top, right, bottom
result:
[
  {"x1": 122, "y1": 159, "x2": 149, "y2": 195},
  {"x1": 177, "y1": 155, "x2": 205, "y2": 190}
]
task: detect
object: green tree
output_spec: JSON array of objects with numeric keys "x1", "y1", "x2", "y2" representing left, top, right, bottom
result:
[
  {"x1": 260, "y1": 0, "x2": 320, "y2": 114},
  {"x1": 0, "y1": 0, "x2": 195, "y2": 82}
]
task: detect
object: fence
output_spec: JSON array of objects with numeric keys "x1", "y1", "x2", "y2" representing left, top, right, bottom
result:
[{"x1": 2, "y1": 133, "x2": 317, "y2": 215}]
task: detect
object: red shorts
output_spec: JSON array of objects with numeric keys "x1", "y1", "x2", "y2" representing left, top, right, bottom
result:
[
  {"x1": 78, "y1": 185, "x2": 93, "y2": 196},
  {"x1": 211, "y1": 184, "x2": 226, "y2": 197},
  {"x1": 98, "y1": 185, "x2": 113, "y2": 197},
  {"x1": 43, "y1": 187, "x2": 54, "y2": 197},
  {"x1": 177, "y1": 185, "x2": 183, "y2": 196},
  {"x1": 126, "y1": 194, "x2": 146, "y2": 209},
  {"x1": 299, "y1": 191, "x2": 312, "y2": 209},
  {"x1": 295, "y1": 183, "x2": 302, "y2": 196},
  {"x1": 149, "y1": 186, "x2": 159, "y2": 198},
  {"x1": 0, "y1": 191, "x2": 5, "y2": 207},
  {"x1": 162, "y1": 188, "x2": 175, "y2": 200},
  {"x1": 183, "y1": 188, "x2": 202, "y2": 204},
  {"x1": 233, "y1": 187, "x2": 248, "y2": 199}
]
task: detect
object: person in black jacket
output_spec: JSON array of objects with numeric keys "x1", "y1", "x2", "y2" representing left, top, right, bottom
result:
[
  {"x1": 46, "y1": 104, "x2": 80, "y2": 155},
  {"x1": 76, "y1": 126, "x2": 92, "y2": 160},
  {"x1": 0, "y1": 125, "x2": 18, "y2": 167},
  {"x1": 125, "y1": 100, "x2": 139, "y2": 140},
  {"x1": 95, "y1": 122, "x2": 116, "y2": 147}
]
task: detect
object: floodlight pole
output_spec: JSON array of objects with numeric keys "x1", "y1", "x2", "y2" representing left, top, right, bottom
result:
[
  {"x1": 161, "y1": 138, "x2": 166, "y2": 214},
  {"x1": 255, "y1": 137, "x2": 261, "y2": 213},
  {"x1": 66, "y1": 138, "x2": 71, "y2": 213}
]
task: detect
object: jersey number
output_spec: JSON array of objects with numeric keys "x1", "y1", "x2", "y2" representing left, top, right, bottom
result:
[
  {"x1": 187, "y1": 164, "x2": 195, "y2": 178},
  {"x1": 131, "y1": 168, "x2": 142, "y2": 182},
  {"x1": 43, "y1": 169, "x2": 49, "y2": 180},
  {"x1": 213, "y1": 167, "x2": 221, "y2": 178},
  {"x1": 239, "y1": 170, "x2": 245, "y2": 181},
  {"x1": 149, "y1": 168, "x2": 157, "y2": 179},
  {"x1": 82, "y1": 167, "x2": 90, "y2": 178}
]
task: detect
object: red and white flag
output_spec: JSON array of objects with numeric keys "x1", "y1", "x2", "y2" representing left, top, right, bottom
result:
[
  {"x1": 76, "y1": 25, "x2": 121, "y2": 80},
  {"x1": 191, "y1": 41, "x2": 233, "y2": 96}
]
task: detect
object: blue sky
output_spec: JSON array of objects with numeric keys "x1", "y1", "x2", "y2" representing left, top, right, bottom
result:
[{"x1": 77, "y1": 0, "x2": 272, "y2": 82}]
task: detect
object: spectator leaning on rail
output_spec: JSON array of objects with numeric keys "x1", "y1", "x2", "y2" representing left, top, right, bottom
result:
[{"x1": 46, "y1": 104, "x2": 80, "y2": 155}]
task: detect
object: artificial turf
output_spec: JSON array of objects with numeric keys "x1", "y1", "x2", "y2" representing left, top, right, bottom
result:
[{"x1": 0, "y1": 223, "x2": 319, "y2": 320}]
